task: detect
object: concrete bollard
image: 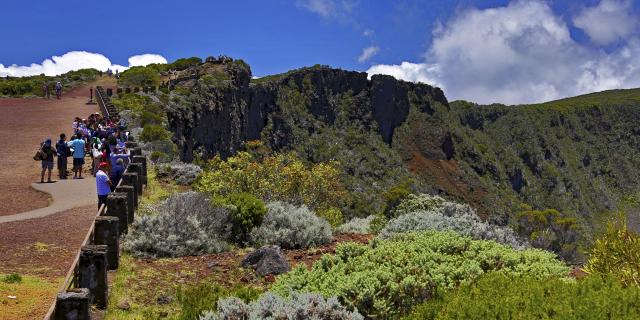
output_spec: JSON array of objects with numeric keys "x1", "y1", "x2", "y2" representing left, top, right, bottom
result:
[
  {"x1": 94, "y1": 216, "x2": 120, "y2": 270},
  {"x1": 125, "y1": 141, "x2": 138, "y2": 149},
  {"x1": 54, "y1": 288, "x2": 90, "y2": 320},
  {"x1": 131, "y1": 156, "x2": 148, "y2": 185},
  {"x1": 106, "y1": 194, "x2": 128, "y2": 235},
  {"x1": 127, "y1": 163, "x2": 144, "y2": 195},
  {"x1": 78, "y1": 245, "x2": 108, "y2": 309},
  {"x1": 121, "y1": 172, "x2": 139, "y2": 208},
  {"x1": 115, "y1": 185, "x2": 135, "y2": 223},
  {"x1": 130, "y1": 147, "x2": 143, "y2": 157}
]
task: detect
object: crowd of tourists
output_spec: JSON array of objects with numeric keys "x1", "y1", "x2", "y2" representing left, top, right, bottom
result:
[{"x1": 35, "y1": 111, "x2": 130, "y2": 208}]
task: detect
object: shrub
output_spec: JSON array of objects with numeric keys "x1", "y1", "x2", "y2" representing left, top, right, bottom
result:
[
  {"x1": 404, "y1": 273, "x2": 640, "y2": 320},
  {"x1": 335, "y1": 215, "x2": 375, "y2": 234},
  {"x1": 119, "y1": 65, "x2": 161, "y2": 87},
  {"x1": 390, "y1": 193, "x2": 447, "y2": 218},
  {"x1": 177, "y1": 282, "x2": 261, "y2": 320},
  {"x1": 2, "y1": 273, "x2": 22, "y2": 284},
  {"x1": 200, "y1": 292, "x2": 364, "y2": 320},
  {"x1": 123, "y1": 192, "x2": 231, "y2": 258},
  {"x1": 382, "y1": 179, "x2": 413, "y2": 217},
  {"x1": 157, "y1": 162, "x2": 203, "y2": 185},
  {"x1": 317, "y1": 207, "x2": 344, "y2": 228},
  {"x1": 515, "y1": 205, "x2": 581, "y2": 261},
  {"x1": 194, "y1": 152, "x2": 347, "y2": 213},
  {"x1": 584, "y1": 216, "x2": 640, "y2": 286},
  {"x1": 140, "y1": 124, "x2": 172, "y2": 142},
  {"x1": 225, "y1": 193, "x2": 267, "y2": 244},
  {"x1": 251, "y1": 202, "x2": 332, "y2": 249},
  {"x1": 271, "y1": 231, "x2": 568, "y2": 319},
  {"x1": 379, "y1": 204, "x2": 527, "y2": 249}
]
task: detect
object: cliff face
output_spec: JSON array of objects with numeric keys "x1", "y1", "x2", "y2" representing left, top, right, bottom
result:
[{"x1": 167, "y1": 64, "x2": 449, "y2": 162}]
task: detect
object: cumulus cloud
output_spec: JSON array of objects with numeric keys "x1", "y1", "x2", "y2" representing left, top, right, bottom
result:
[
  {"x1": 0, "y1": 51, "x2": 167, "y2": 77},
  {"x1": 296, "y1": 0, "x2": 357, "y2": 20},
  {"x1": 573, "y1": 0, "x2": 637, "y2": 45},
  {"x1": 367, "y1": 0, "x2": 640, "y2": 105},
  {"x1": 357, "y1": 45, "x2": 380, "y2": 63}
]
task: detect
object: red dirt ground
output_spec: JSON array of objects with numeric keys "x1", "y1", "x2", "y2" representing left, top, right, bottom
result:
[{"x1": 0, "y1": 85, "x2": 101, "y2": 216}]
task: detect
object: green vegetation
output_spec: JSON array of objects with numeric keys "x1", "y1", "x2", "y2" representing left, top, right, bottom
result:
[
  {"x1": 271, "y1": 231, "x2": 568, "y2": 318},
  {"x1": 140, "y1": 124, "x2": 172, "y2": 142},
  {"x1": 0, "y1": 68, "x2": 100, "y2": 97},
  {"x1": 0, "y1": 274, "x2": 61, "y2": 320},
  {"x1": 176, "y1": 282, "x2": 261, "y2": 320},
  {"x1": 224, "y1": 192, "x2": 267, "y2": 244},
  {"x1": 515, "y1": 205, "x2": 581, "y2": 261},
  {"x1": 405, "y1": 273, "x2": 640, "y2": 320},
  {"x1": 118, "y1": 66, "x2": 160, "y2": 87},
  {"x1": 584, "y1": 216, "x2": 640, "y2": 286},
  {"x1": 2, "y1": 273, "x2": 22, "y2": 284}
]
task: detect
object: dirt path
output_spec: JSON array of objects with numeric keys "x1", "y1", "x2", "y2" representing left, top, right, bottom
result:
[{"x1": 0, "y1": 84, "x2": 101, "y2": 215}]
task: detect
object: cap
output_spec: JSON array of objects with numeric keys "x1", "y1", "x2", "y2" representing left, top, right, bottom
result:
[{"x1": 99, "y1": 162, "x2": 109, "y2": 168}]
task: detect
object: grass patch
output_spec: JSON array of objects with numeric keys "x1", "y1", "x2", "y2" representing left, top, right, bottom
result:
[
  {"x1": 32, "y1": 242, "x2": 50, "y2": 252},
  {"x1": 0, "y1": 274, "x2": 61, "y2": 320},
  {"x1": 139, "y1": 167, "x2": 181, "y2": 208}
]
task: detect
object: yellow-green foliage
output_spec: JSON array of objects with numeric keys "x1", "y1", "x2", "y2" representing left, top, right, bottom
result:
[
  {"x1": 515, "y1": 205, "x2": 580, "y2": 260},
  {"x1": 0, "y1": 274, "x2": 61, "y2": 320},
  {"x1": 118, "y1": 66, "x2": 160, "y2": 87},
  {"x1": 317, "y1": 207, "x2": 344, "y2": 228},
  {"x1": 270, "y1": 231, "x2": 568, "y2": 319},
  {"x1": 405, "y1": 273, "x2": 640, "y2": 320},
  {"x1": 584, "y1": 216, "x2": 640, "y2": 286},
  {"x1": 194, "y1": 151, "x2": 347, "y2": 212}
]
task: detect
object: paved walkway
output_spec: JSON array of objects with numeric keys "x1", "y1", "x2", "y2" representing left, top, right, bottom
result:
[{"x1": 0, "y1": 177, "x2": 96, "y2": 223}]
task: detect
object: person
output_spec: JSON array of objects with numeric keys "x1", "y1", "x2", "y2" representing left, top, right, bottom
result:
[
  {"x1": 40, "y1": 138, "x2": 56, "y2": 183},
  {"x1": 55, "y1": 133, "x2": 70, "y2": 179},
  {"x1": 42, "y1": 83, "x2": 50, "y2": 99},
  {"x1": 67, "y1": 134, "x2": 86, "y2": 179},
  {"x1": 55, "y1": 81, "x2": 62, "y2": 99},
  {"x1": 110, "y1": 158, "x2": 125, "y2": 191},
  {"x1": 96, "y1": 162, "x2": 112, "y2": 208}
]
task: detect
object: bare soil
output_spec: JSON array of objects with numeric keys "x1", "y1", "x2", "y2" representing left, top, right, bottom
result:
[{"x1": 0, "y1": 85, "x2": 100, "y2": 216}]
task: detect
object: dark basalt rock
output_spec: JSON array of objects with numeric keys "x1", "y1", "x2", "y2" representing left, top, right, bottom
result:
[{"x1": 241, "y1": 246, "x2": 290, "y2": 276}]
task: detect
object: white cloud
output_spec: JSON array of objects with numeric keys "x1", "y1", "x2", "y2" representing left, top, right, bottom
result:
[
  {"x1": 296, "y1": 0, "x2": 356, "y2": 20},
  {"x1": 367, "y1": 0, "x2": 640, "y2": 105},
  {"x1": 0, "y1": 51, "x2": 167, "y2": 77},
  {"x1": 363, "y1": 29, "x2": 374, "y2": 37},
  {"x1": 574, "y1": 0, "x2": 637, "y2": 45},
  {"x1": 357, "y1": 45, "x2": 380, "y2": 63}
]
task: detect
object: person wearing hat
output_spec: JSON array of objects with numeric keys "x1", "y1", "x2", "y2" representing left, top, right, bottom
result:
[
  {"x1": 96, "y1": 162, "x2": 112, "y2": 209},
  {"x1": 40, "y1": 138, "x2": 57, "y2": 183}
]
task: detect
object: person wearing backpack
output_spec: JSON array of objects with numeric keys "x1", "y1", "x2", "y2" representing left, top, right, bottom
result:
[
  {"x1": 56, "y1": 133, "x2": 70, "y2": 179},
  {"x1": 40, "y1": 138, "x2": 56, "y2": 183}
]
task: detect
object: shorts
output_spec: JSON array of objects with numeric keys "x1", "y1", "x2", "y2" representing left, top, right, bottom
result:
[
  {"x1": 41, "y1": 161, "x2": 54, "y2": 170},
  {"x1": 73, "y1": 157, "x2": 85, "y2": 167}
]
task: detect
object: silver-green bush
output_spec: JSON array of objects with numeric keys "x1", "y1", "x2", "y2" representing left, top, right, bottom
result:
[
  {"x1": 124, "y1": 192, "x2": 232, "y2": 258},
  {"x1": 335, "y1": 215, "x2": 375, "y2": 234},
  {"x1": 199, "y1": 292, "x2": 364, "y2": 320},
  {"x1": 250, "y1": 202, "x2": 332, "y2": 249},
  {"x1": 390, "y1": 193, "x2": 447, "y2": 217},
  {"x1": 157, "y1": 161, "x2": 203, "y2": 185},
  {"x1": 380, "y1": 197, "x2": 527, "y2": 249}
]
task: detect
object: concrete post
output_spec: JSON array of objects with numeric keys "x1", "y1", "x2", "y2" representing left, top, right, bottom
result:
[
  {"x1": 94, "y1": 216, "x2": 120, "y2": 270},
  {"x1": 78, "y1": 245, "x2": 108, "y2": 309},
  {"x1": 54, "y1": 288, "x2": 90, "y2": 320},
  {"x1": 106, "y1": 194, "x2": 128, "y2": 235},
  {"x1": 125, "y1": 141, "x2": 138, "y2": 149},
  {"x1": 131, "y1": 147, "x2": 143, "y2": 157},
  {"x1": 115, "y1": 185, "x2": 135, "y2": 223},
  {"x1": 127, "y1": 163, "x2": 143, "y2": 195},
  {"x1": 132, "y1": 156, "x2": 148, "y2": 185},
  {"x1": 121, "y1": 172, "x2": 139, "y2": 208}
]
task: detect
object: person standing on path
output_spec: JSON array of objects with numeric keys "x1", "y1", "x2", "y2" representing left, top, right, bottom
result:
[
  {"x1": 55, "y1": 133, "x2": 69, "y2": 179},
  {"x1": 55, "y1": 81, "x2": 62, "y2": 99},
  {"x1": 42, "y1": 82, "x2": 50, "y2": 99},
  {"x1": 40, "y1": 138, "x2": 56, "y2": 183},
  {"x1": 96, "y1": 162, "x2": 112, "y2": 208},
  {"x1": 67, "y1": 134, "x2": 86, "y2": 179}
]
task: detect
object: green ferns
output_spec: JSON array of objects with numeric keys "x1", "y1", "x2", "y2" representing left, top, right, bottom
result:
[{"x1": 270, "y1": 231, "x2": 568, "y2": 319}]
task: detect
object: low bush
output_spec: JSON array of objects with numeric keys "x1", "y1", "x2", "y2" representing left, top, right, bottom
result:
[
  {"x1": 317, "y1": 207, "x2": 344, "y2": 228},
  {"x1": 157, "y1": 162, "x2": 203, "y2": 185},
  {"x1": 404, "y1": 273, "x2": 640, "y2": 320},
  {"x1": 177, "y1": 282, "x2": 261, "y2": 320},
  {"x1": 515, "y1": 205, "x2": 581, "y2": 261},
  {"x1": 123, "y1": 192, "x2": 231, "y2": 258},
  {"x1": 390, "y1": 193, "x2": 447, "y2": 218},
  {"x1": 335, "y1": 215, "x2": 375, "y2": 234},
  {"x1": 140, "y1": 124, "x2": 172, "y2": 142},
  {"x1": 271, "y1": 231, "x2": 568, "y2": 319},
  {"x1": 2, "y1": 273, "x2": 22, "y2": 284},
  {"x1": 584, "y1": 216, "x2": 640, "y2": 286},
  {"x1": 379, "y1": 204, "x2": 527, "y2": 249},
  {"x1": 251, "y1": 202, "x2": 332, "y2": 249},
  {"x1": 225, "y1": 193, "x2": 267, "y2": 244},
  {"x1": 200, "y1": 292, "x2": 364, "y2": 320}
]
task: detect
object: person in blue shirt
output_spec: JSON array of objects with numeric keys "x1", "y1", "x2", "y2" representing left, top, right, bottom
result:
[
  {"x1": 96, "y1": 162, "x2": 112, "y2": 208},
  {"x1": 67, "y1": 134, "x2": 86, "y2": 179},
  {"x1": 110, "y1": 158, "x2": 125, "y2": 191},
  {"x1": 55, "y1": 133, "x2": 70, "y2": 179}
]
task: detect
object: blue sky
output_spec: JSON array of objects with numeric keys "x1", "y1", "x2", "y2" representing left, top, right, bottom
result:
[{"x1": 1, "y1": 0, "x2": 639, "y2": 104}]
